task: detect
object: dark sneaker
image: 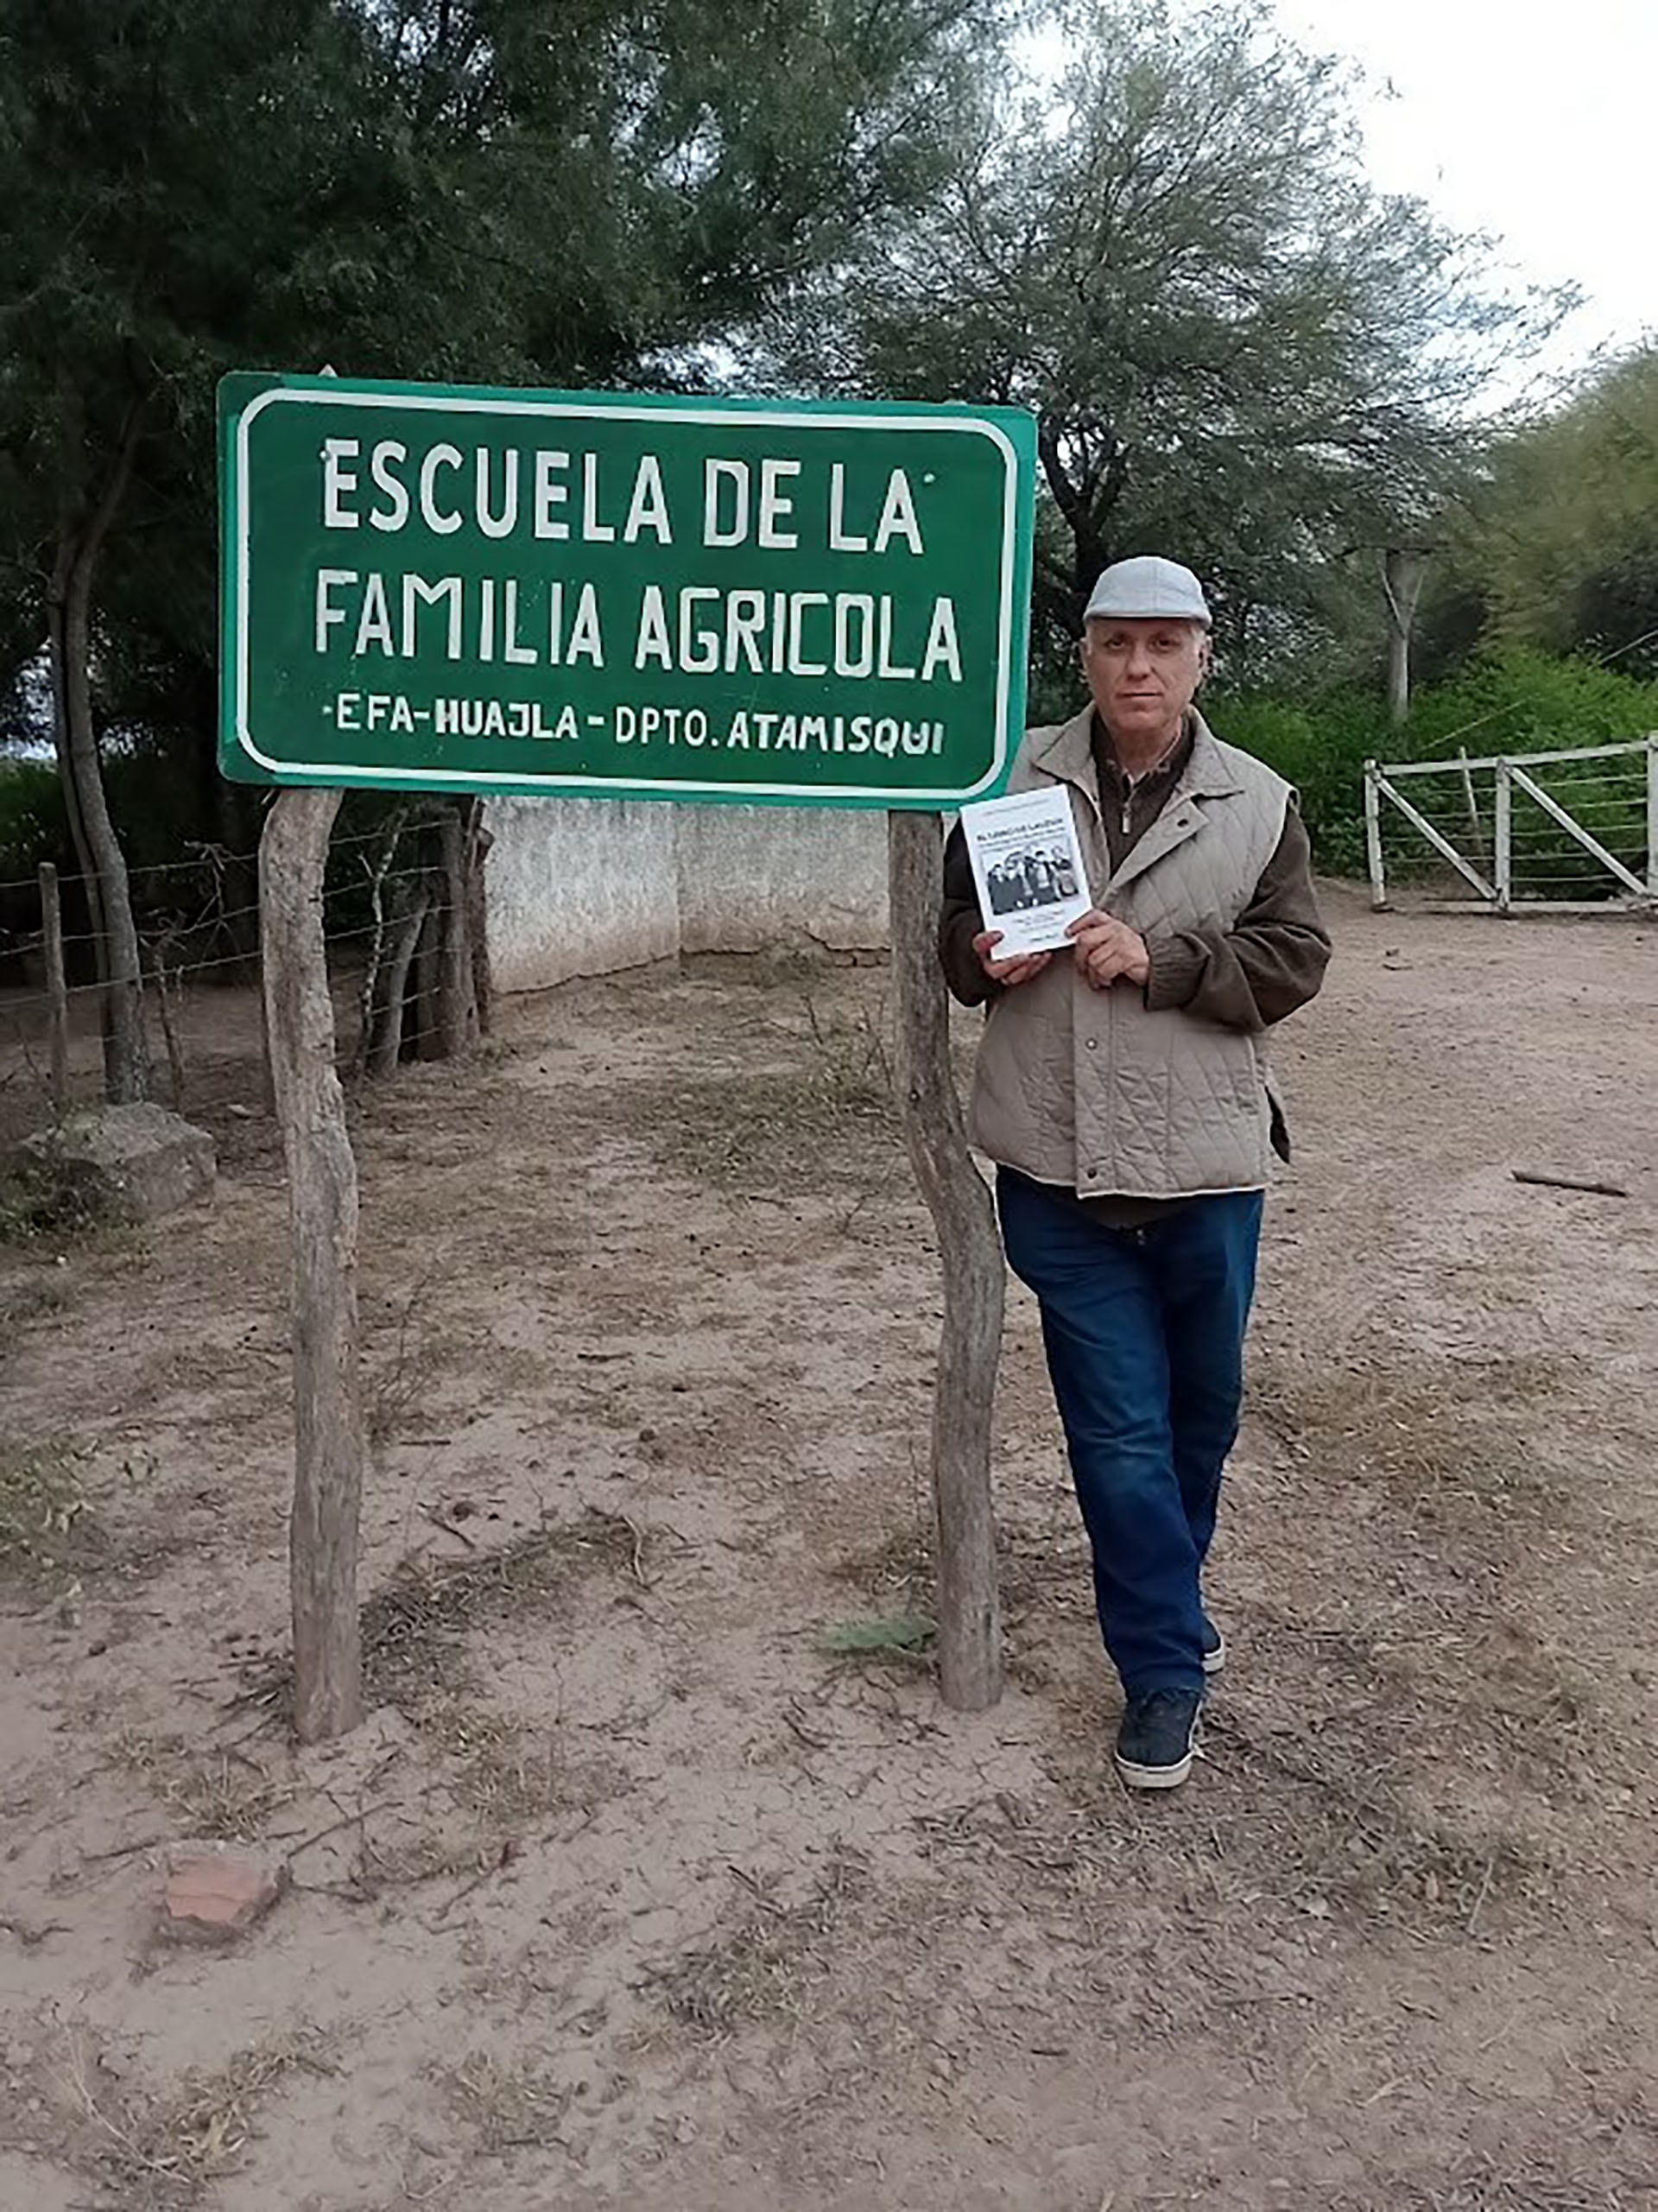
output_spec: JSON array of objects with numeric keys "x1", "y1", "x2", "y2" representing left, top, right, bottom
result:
[
  {"x1": 1115, "y1": 1688, "x2": 1203, "y2": 1790},
  {"x1": 1201, "y1": 1620, "x2": 1226, "y2": 1676}
]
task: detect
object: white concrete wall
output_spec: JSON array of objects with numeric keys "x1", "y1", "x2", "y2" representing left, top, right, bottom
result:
[
  {"x1": 485, "y1": 796, "x2": 679, "y2": 992},
  {"x1": 484, "y1": 797, "x2": 890, "y2": 991},
  {"x1": 673, "y1": 804, "x2": 889, "y2": 954}
]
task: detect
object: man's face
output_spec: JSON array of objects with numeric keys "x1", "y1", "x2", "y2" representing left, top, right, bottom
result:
[{"x1": 1080, "y1": 618, "x2": 1210, "y2": 750}]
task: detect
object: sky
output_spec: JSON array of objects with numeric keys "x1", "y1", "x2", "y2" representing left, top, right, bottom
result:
[
  {"x1": 1267, "y1": 0, "x2": 1657, "y2": 381},
  {"x1": 1027, "y1": 0, "x2": 1657, "y2": 394}
]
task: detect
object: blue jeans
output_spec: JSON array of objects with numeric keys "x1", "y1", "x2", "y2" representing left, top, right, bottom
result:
[{"x1": 997, "y1": 1169, "x2": 1263, "y2": 1697}]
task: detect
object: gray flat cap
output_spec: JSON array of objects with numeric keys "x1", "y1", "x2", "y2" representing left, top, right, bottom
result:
[{"x1": 1083, "y1": 555, "x2": 1212, "y2": 627}]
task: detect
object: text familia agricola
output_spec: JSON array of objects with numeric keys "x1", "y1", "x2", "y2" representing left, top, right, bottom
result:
[{"x1": 309, "y1": 438, "x2": 965, "y2": 687}]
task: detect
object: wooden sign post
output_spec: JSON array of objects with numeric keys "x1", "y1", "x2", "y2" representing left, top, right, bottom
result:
[
  {"x1": 888, "y1": 812, "x2": 1004, "y2": 1709},
  {"x1": 225, "y1": 372, "x2": 1034, "y2": 1738},
  {"x1": 259, "y1": 787, "x2": 364, "y2": 1743}
]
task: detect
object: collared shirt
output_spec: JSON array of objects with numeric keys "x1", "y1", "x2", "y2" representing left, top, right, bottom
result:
[{"x1": 1090, "y1": 714, "x2": 1196, "y2": 881}]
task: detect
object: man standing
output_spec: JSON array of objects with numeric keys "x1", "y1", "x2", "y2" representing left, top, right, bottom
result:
[{"x1": 940, "y1": 556, "x2": 1330, "y2": 1790}]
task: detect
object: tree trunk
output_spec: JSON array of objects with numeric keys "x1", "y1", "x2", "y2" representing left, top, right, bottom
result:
[
  {"x1": 886, "y1": 811, "x2": 1004, "y2": 1711},
  {"x1": 464, "y1": 801, "x2": 493, "y2": 1039},
  {"x1": 47, "y1": 580, "x2": 107, "y2": 975},
  {"x1": 1383, "y1": 548, "x2": 1429, "y2": 727},
  {"x1": 260, "y1": 786, "x2": 365, "y2": 1744},
  {"x1": 412, "y1": 878, "x2": 444, "y2": 1061},
  {"x1": 436, "y1": 805, "x2": 475, "y2": 1056},
  {"x1": 39, "y1": 862, "x2": 70, "y2": 1113},
  {"x1": 353, "y1": 812, "x2": 408, "y2": 1076},
  {"x1": 46, "y1": 397, "x2": 149, "y2": 1104},
  {"x1": 368, "y1": 889, "x2": 429, "y2": 1076}
]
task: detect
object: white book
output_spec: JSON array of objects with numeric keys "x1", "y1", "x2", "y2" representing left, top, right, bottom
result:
[{"x1": 958, "y1": 786, "x2": 1093, "y2": 958}]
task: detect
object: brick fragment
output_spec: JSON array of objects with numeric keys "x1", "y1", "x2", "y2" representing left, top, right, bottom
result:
[{"x1": 161, "y1": 1842, "x2": 288, "y2": 1943}]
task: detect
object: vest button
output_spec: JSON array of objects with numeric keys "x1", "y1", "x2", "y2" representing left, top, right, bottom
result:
[
  {"x1": 1085, "y1": 1036, "x2": 1098, "y2": 1050},
  {"x1": 1085, "y1": 1168, "x2": 1098, "y2": 1180}
]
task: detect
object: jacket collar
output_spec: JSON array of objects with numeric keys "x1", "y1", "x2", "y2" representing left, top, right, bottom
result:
[
  {"x1": 1028, "y1": 704, "x2": 1242, "y2": 808},
  {"x1": 1028, "y1": 704, "x2": 1243, "y2": 899}
]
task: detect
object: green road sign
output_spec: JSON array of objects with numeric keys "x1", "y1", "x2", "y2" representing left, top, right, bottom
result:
[{"x1": 218, "y1": 373, "x2": 1035, "y2": 809}]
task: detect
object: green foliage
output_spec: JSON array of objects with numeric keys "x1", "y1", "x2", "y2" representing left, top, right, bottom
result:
[
  {"x1": 0, "y1": 0, "x2": 1008, "y2": 891},
  {"x1": 1434, "y1": 348, "x2": 1658, "y2": 675},
  {"x1": 1396, "y1": 647, "x2": 1658, "y2": 757},
  {"x1": 816, "y1": 1614, "x2": 935, "y2": 1657},
  {"x1": 0, "y1": 758, "x2": 71, "y2": 883},
  {"x1": 1215, "y1": 646, "x2": 1658, "y2": 880},
  {"x1": 1209, "y1": 693, "x2": 1376, "y2": 878}
]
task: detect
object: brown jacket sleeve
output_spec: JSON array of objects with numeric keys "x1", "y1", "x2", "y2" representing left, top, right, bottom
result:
[
  {"x1": 1142, "y1": 800, "x2": 1331, "y2": 1030},
  {"x1": 940, "y1": 819, "x2": 1001, "y2": 1007}
]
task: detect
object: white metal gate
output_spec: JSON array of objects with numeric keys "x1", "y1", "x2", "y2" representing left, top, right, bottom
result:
[{"x1": 1364, "y1": 735, "x2": 1658, "y2": 912}]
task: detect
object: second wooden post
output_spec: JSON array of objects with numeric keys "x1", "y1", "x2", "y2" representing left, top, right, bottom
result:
[{"x1": 887, "y1": 809, "x2": 1004, "y2": 1712}]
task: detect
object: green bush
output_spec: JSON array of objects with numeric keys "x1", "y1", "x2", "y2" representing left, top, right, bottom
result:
[
  {"x1": 1207, "y1": 691, "x2": 1381, "y2": 877},
  {"x1": 1212, "y1": 649, "x2": 1658, "y2": 882},
  {"x1": 1399, "y1": 647, "x2": 1658, "y2": 758},
  {"x1": 0, "y1": 757, "x2": 72, "y2": 883}
]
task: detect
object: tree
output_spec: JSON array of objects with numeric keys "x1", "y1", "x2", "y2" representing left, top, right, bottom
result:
[
  {"x1": 0, "y1": 0, "x2": 504, "y2": 1096},
  {"x1": 0, "y1": 0, "x2": 1006, "y2": 1097},
  {"x1": 1435, "y1": 345, "x2": 1658, "y2": 678},
  {"x1": 769, "y1": 0, "x2": 1563, "y2": 684}
]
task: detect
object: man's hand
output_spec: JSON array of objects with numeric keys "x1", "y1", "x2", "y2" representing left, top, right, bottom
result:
[
  {"x1": 1067, "y1": 910, "x2": 1150, "y2": 991},
  {"x1": 972, "y1": 929, "x2": 1053, "y2": 988}
]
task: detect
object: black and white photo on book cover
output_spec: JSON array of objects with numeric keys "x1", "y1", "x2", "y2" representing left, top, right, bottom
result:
[{"x1": 958, "y1": 785, "x2": 1094, "y2": 958}]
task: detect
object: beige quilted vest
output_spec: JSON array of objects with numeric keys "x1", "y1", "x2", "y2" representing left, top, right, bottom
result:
[{"x1": 968, "y1": 706, "x2": 1292, "y2": 1198}]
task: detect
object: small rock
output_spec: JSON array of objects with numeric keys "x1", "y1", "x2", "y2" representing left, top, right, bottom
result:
[
  {"x1": 17, "y1": 1104, "x2": 215, "y2": 1222},
  {"x1": 161, "y1": 1841, "x2": 289, "y2": 1944}
]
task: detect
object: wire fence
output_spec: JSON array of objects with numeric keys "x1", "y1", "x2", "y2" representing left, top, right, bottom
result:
[{"x1": 1, "y1": 822, "x2": 489, "y2": 1131}]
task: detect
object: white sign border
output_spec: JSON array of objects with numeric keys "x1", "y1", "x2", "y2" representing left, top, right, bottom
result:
[{"x1": 231, "y1": 385, "x2": 1023, "y2": 804}]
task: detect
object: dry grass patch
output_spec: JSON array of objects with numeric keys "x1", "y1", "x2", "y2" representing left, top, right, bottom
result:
[
  {"x1": 1193, "y1": 1709, "x2": 1545, "y2": 1928},
  {"x1": 1018, "y1": 1685, "x2": 1548, "y2": 1937},
  {"x1": 1327, "y1": 2159, "x2": 1656, "y2": 2212},
  {"x1": 1253, "y1": 1353, "x2": 1561, "y2": 1521},
  {"x1": 914, "y1": 1791, "x2": 1127, "y2": 1905},
  {"x1": 116, "y1": 1731, "x2": 294, "y2": 1841},
  {"x1": 419, "y1": 1700, "x2": 608, "y2": 1827},
  {"x1": 0, "y1": 1147, "x2": 132, "y2": 1247},
  {"x1": 235, "y1": 1507, "x2": 642, "y2": 1722},
  {"x1": 0, "y1": 1265, "x2": 73, "y2": 1340},
  {"x1": 53, "y1": 2029, "x2": 336, "y2": 2206},
  {"x1": 434, "y1": 2050, "x2": 574, "y2": 2155},
  {"x1": 642, "y1": 1066, "x2": 896, "y2": 1188},
  {"x1": 649, "y1": 1848, "x2": 869, "y2": 2035},
  {"x1": 627, "y1": 999, "x2": 898, "y2": 1192},
  {"x1": 0, "y1": 1440, "x2": 97, "y2": 1591},
  {"x1": 829, "y1": 1519, "x2": 933, "y2": 1604},
  {"x1": 362, "y1": 1506, "x2": 641, "y2": 1705}
]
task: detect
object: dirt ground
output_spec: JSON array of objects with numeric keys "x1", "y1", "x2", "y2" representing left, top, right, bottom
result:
[{"x1": 1, "y1": 882, "x2": 1655, "y2": 2212}]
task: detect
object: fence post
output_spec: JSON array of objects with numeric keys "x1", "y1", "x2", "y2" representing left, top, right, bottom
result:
[
  {"x1": 1458, "y1": 746, "x2": 1487, "y2": 865},
  {"x1": 1647, "y1": 736, "x2": 1658, "y2": 897},
  {"x1": 1495, "y1": 758, "x2": 1512, "y2": 915},
  {"x1": 38, "y1": 862, "x2": 70, "y2": 1113},
  {"x1": 1363, "y1": 762, "x2": 1388, "y2": 910}
]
